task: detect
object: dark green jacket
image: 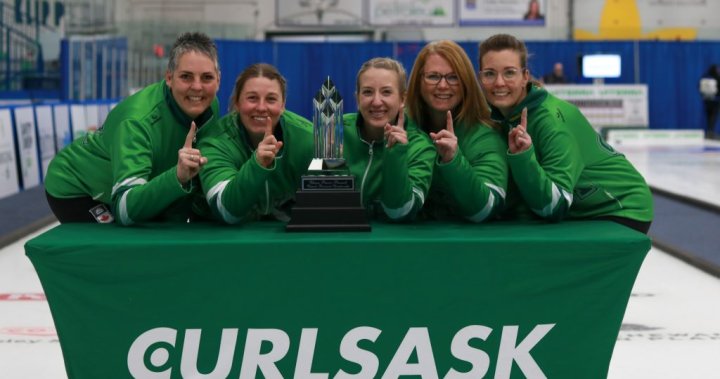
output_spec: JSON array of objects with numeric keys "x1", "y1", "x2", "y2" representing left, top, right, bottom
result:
[
  {"x1": 45, "y1": 80, "x2": 218, "y2": 225},
  {"x1": 342, "y1": 113, "x2": 436, "y2": 221},
  {"x1": 408, "y1": 117, "x2": 508, "y2": 222},
  {"x1": 198, "y1": 111, "x2": 314, "y2": 224},
  {"x1": 492, "y1": 84, "x2": 653, "y2": 222}
]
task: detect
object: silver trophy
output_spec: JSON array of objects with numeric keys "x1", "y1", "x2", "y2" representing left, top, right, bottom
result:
[
  {"x1": 286, "y1": 77, "x2": 370, "y2": 231},
  {"x1": 312, "y1": 77, "x2": 345, "y2": 170},
  {"x1": 302, "y1": 77, "x2": 353, "y2": 191}
]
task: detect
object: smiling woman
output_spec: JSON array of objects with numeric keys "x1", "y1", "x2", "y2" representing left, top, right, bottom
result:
[
  {"x1": 478, "y1": 33, "x2": 653, "y2": 233},
  {"x1": 43, "y1": 32, "x2": 221, "y2": 226},
  {"x1": 197, "y1": 63, "x2": 315, "y2": 224},
  {"x1": 340, "y1": 57, "x2": 436, "y2": 222},
  {"x1": 405, "y1": 40, "x2": 508, "y2": 223}
]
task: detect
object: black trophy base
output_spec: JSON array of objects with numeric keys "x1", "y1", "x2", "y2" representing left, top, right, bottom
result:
[{"x1": 286, "y1": 190, "x2": 371, "y2": 232}]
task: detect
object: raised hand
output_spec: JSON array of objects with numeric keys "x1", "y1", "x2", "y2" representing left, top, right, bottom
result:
[
  {"x1": 384, "y1": 106, "x2": 408, "y2": 149},
  {"x1": 255, "y1": 116, "x2": 283, "y2": 168},
  {"x1": 177, "y1": 122, "x2": 207, "y2": 185},
  {"x1": 429, "y1": 110, "x2": 458, "y2": 163},
  {"x1": 508, "y1": 107, "x2": 532, "y2": 154}
]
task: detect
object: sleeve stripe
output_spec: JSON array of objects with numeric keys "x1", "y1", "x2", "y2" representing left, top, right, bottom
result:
[
  {"x1": 412, "y1": 186, "x2": 425, "y2": 205},
  {"x1": 486, "y1": 183, "x2": 506, "y2": 201},
  {"x1": 112, "y1": 177, "x2": 147, "y2": 197},
  {"x1": 118, "y1": 190, "x2": 134, "y2": 226},
  {"x1": 466, "y1": 182, "x2": 506, "y2": 223},
  {"x1": 207, "y1": 180, "x2": 243, "y2": 224},
  {"x1": 381, "y1": 186, "x2": 425, "y2": 220},
  {"x1": 533, "y1": 182, "x2": 573, "y2": 218}
]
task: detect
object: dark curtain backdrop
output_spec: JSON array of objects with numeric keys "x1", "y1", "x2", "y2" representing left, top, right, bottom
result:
[{"x1": 215, "y1": 39, "x2": 720, "y2": 131}]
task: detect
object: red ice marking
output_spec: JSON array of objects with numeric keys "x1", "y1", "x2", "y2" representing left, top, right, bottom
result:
[
  {"x1": 0, "y1": 327, "x2": 57, "y2": 337},
  {"x1": 0, "y1": 293, "x2": 46, "y2": 301}
]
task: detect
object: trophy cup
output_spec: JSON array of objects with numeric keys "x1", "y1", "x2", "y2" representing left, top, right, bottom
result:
[{"x1": 286, "y1": 77, "x2": 371, "y2": 231}]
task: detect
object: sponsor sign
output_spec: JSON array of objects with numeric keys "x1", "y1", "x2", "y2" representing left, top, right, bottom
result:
[
  {"x1": 12, "y1": 106, "x2": 40, "y2": 189},
  {"x1": 0, "y1": 109, "x2": 20, "y2": 199},
  {"x1": 34, "y1": 105, "x2": 56, "y2": 179},
  {"x1": 545, "y1": 84, "x2": 649, "y2": 129}
]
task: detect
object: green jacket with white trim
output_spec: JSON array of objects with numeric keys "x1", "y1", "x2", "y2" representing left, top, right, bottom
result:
[{"x1": 44, "y1": 80, "x2": 218, "y2": 225}]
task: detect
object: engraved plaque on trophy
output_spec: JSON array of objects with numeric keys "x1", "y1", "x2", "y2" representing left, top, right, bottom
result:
[{"x1": 286, "y1": 77, "x2": 370, "y2": 232}]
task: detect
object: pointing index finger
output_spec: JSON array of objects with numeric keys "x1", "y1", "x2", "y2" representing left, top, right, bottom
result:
[
  {"x1": 446, "y1": 110, "x2": 454, "y2": 134},
  {"x1": 265, "y1": 116, "x2": 273, "y2": 138},
  {"x1": 184, "y1": 121, "x2": 197, "y2": 148},
  {"x1": 520, "y1": 107, "x2": 528, "y2": 131}
]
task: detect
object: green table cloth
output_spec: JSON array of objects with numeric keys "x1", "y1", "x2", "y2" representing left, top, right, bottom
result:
[{"x1": 25, "y1": 220, "x2": 650, "y2": 379}]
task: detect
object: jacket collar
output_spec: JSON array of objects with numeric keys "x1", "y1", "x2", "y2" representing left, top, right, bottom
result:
[{"x1": 489, "y1": 83, "x2": 548, "y2": 129}]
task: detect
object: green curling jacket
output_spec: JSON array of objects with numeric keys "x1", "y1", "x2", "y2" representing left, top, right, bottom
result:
[
  {"x1": 491, "y1": 84, "x2": 653, "y2": 222},
  {"x1": 44, "y1": 80, "x2": 218, "y2": 225},
  {"x1": 198, "y1": 110, "x2": 314, "y2": 224},
  {"x1": 408, "y1": 117, "x2": 508, "y2": 223},
  {"x1": 342, "y1": 113, "x2": 436, "y2": 221}
]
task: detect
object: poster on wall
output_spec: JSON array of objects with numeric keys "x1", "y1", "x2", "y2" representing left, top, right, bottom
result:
[
  {"x1": 368, "y1": 0, "x2": 453, "y2": 26},
  {"x1": 276, "y1": 0, "x2": 363, "y2": 26},
  {"x1": 12, "y1": 106, "x2": 41, "y2": 190},
  {"x1": 34, "y1": 105, "x2": 56, "y2": 180},
  {"x1": 574, "y1": 0, "x2": 720, "y2": 40},
  {"x1": 0, "y1": 109, "x2": 19, "y2": 199},
  {"x1": 459, "y1": 0, "x2": 545, "y2": 26},
  {"x1": 53, "y1": 104, "x2": 71, "y2": 150}
]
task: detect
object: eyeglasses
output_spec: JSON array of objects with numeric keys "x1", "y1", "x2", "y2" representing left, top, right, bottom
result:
[
  {"x1": 423, "y1": 72, "x2": 460, "y2": 86},
  {"x1": 479, "y1": 68, "x2": 524, "y2": 84}
]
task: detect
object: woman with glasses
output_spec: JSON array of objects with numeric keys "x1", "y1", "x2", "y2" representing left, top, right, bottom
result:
[
  {"x1": 478, "y1": 33, "x2": 653, "y2": 233},
  {"x1": 341, "y1": 57, "x2": 436, "y2": 221},
  {"x1": 406, "y1": 40, "x2": 508, "y2": 222}
]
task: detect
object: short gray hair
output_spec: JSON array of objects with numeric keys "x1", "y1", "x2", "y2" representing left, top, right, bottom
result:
[{"x1": 166, "y1": 32, "x2": 219, "y2": 73}]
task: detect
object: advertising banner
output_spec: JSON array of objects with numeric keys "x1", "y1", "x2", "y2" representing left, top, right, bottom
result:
[
  {"x1": 545, "y1": 84, "x2": 649, "y2": 129},
  {"x1": 26, "y1": 221, "x2": 650, "y2": 379},
  {"x1": 574, "y1": 0, "x2": 720, "y2": 40},
  {"x1": 12, "y1": 106, "x2": 40, "y2": 189},
  {"x1": 84, "y1": 103, "x2": 100, "y2": 133},
  {"x1": 69, "y1": 104, "x2": 88, "y2": 140},
  {"x1": 276, "y1": 0, "x2": 363, "y2": 26},
  {"x1": 459, "y1": 0, "x2": 545, "y2": 26},
  {"x1": 368, "y1": 0, "x2": 453, "y2": 26},
  {"x1": 52, "y1": 104, "x2": 71, "y2": 150},
  {"x1": 0, "y1": 109, "x2": 19, "y2": 199},
  {"x1": 34, "y1": 105, "x2": 56, "y2": 179}
]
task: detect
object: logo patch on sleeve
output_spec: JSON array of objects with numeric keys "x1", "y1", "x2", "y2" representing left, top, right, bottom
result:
[{"x1": 89, "y1": 204, "x2": 115, "y2": 224}]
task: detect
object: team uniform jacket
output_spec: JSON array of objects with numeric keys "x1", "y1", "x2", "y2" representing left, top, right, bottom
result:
[
  {"x1": 342, "y1": 113, "x2": 436, "y2": 221},
  {"x1": 492, "y1": 84, "x2": 653, "y2": 222},
  {"x1": 44, "y1": 80, "x2": 218, "y2": 225},
  {"x1": 408, "y1": 118, "x2": 508, "y2": 223},
  {"x1": 198, "y1": 111, "x2": 314, "y2": 224}
]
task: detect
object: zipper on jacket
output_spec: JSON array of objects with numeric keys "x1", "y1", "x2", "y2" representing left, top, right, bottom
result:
[
  {"x1": 194, "y1": 115, "x2": 215, "y2": 145},
  {"x1": 361, "y1": 143, "x2": 374, "y2": 205},
  {"x1": 264, "y1": 181, "x2": 270, "y2": 214}
]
